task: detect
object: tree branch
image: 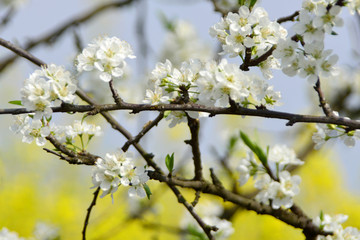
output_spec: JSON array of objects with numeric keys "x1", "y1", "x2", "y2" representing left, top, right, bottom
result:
[
  {"x1": 167, "y1": 183, "x2": 217, "y2": 240},
  {"x1": 122, "y1": 112, "x2": 164, "y2": 152},
  {"x1": 3, "y1": 101, "x2": 360, "y2": 129},
  {"x1": 148, "y1": 171, "x2": 332, "y2": 238},
  {"x1": 82, "y1": 187, "x2": 100, "y2": 240},
  {"x1": 314, "y1": 78, "x2": 336, "y2": 117},
  {"x1": 185, "y1": 116, "x2": 203, "y2": 180}
]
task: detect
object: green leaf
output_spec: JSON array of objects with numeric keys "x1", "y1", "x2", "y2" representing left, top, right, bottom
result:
[
  {"x1": 8, "y1": 100, "x2": 22, "y2": 106},
  {"x1": 240, "y1": 131, "x2": 267, "y2": 165},
  {"x1": 158, "y1": 11, "x2": 175, "y2": 32},
  {"x1": 165, "y1": 153, "x2": 175, "y2": 173},
  {"x1": 143, "y1": 183, "x2": 152, "y2": 200},
  {"x1": 249, "y1": 0, "x2": 257, "y2": 8}
]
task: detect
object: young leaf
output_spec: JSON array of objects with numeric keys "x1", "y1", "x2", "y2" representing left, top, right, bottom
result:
[
  {"x1": 143, "y1": 183, "x2": 152, "y2": 200},
  {"x1": 8, "y1": 100, "x2": 22, "y2": 106},
  {"x1": 165, "y1": 153, "x2": 175, "y2": 174},
  {"x1": 240, "y1": 131, "x2": 268, "y2": 165},
  {"x1": 249, "y1": 0, "x2": 257, "y2": 8}
]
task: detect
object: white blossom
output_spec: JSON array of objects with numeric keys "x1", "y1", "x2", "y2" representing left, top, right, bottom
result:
[
  {"x1": 33, "y1": 222, "x2": 60, "y2": 240},
  {"x1": 20, "y1": 64, "x2": 77, "y2": 120},
  {"x1": 268, "y1": 145, "x2": 304, "y2": 167},
  {"x1": 76, "y1": 36, "x2": 135, "y2": 82},
  {"x1": 314, "y1": 214, "x2": 360, "y2": 240},
  {"x1": 210, "y1": 5, "x2": 287, "y2": 61},
  {"x1": 0, "y1": 227, "x2": 25, "y2": 240},
  {"x1": 92, "y1": 151, "x2": 149, "y2": 200}
]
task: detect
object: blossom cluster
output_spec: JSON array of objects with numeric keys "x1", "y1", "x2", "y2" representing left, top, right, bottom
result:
[
  {"x1": 273, "y1": 0, "x2": 342, "y2": 83},
  {"x1": 180, "y1": 201, "x2": 234, "y2": 240},
  {"x1": 0, "y1": 227, "x2": 24, "y2": 240},
  {"x1": 10, "y1": 115, "x2": 101, "y2": 148},
  {"x1": 238, "y1": 144, "x2": 303, "y2": 209},
  {"x1": 210, "y1": 5, "x2": 287, "y2": 79},
  {"x1": 92, "y1": 151, "x2": 149, "y2": 200},
  {"x1": 144, "y1": 58, "x2": 281, "y2": 127},
  {"x1": 312, "y1": 123, "x2": 360, "y2": 149},
  {"x1": 314, "y1": 213, "x2": 360, "y2": 240},
  {"x1": 20, "y1": 64, "x2": 77, "y2": 120},
  {"x1": 76, "y1": 36, "x2": 135, "y2": 82}
]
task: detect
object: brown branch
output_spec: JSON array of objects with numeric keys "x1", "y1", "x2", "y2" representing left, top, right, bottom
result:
[
  {"x1": 167, "y1": 183, "x2": 217, "y2": 240},
  {"x1": 0, "y1": 0, "x2": 136, "y2": 72},
  {"x1": 277, "y1": 11, "x2": 300, "y2": 24},
  {"x1": 3, "y1": 101, "x2": 359, "y2": 128},
  {"x1": 45, "y1": 135, "x2": 99, "y2": 165},
  {"x1": 82, "y1": 187, "x2": 100, "y2": 240},
  {"x1": 185, "y1": 117, "x2": 203, "y2": 180},
  {"x1": 109, "y1": 79, "x2": 123, "y2": 105},
  {"x1": 148, "y1": 171, "x2": 332, "y2": 238},
  {"x1": 314, "y1": 78, "x2": 336, "y2": 117},
  {"x1": 122, "y1": 112, "x2": 164, "y2": 152}
]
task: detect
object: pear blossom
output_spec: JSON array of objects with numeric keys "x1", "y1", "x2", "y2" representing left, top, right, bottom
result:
[
  {"x1": 10, "y1": 115, "x2": 51, "y2": 146},
  {"x1": 20, "y1": 64, "x2": 77, "y2": 120},
  {"x1": 76, "y1": 36, "x2": 135, "y2": 82},
  {"x1": 314, "y1": 214, "x2": 360, "y2": 240},
  {"x1": 210, "y1": 5, "x2": 287, "y2": 63},
  {"x1": 237, "y1": 151, "x2": 258, "y2": 186},
  {"x1": 313, "y1": 4, "x2": 343, "y2": 34},
  {"x1": 33, "y1": 222, "x2": 60, "y2": 240},
  {"x1": 255, "y1": 171, "x2": 301, "y2": 209},
  {"x1": 293, "y1": 11, "x2": 325, "y2": 44},
  {"x1": 312, "y1": 123, "x2": 360, "y2": 149},
  {"x1": 92, "y1": 151, "x2": 149, "y2": 199},
  {"x1": 268, "y1": 145, "x2": 304, "y2": 167},
  {"x1": 0, "y1": 228, "x2": 25, "y2": 240}
]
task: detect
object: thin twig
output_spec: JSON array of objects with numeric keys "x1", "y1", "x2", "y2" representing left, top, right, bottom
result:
[
  {"x1": 122, "y1": 112, "x2": 164, "y2": 152},
  {"x1": 82, "y1": 187, "x2": 100, "y2": 240},
  {"x1": 277, "y1": 11, "x2": 300, "y2": 24},
  {"x1": 43, "y1": 148, "x2": 85, "y2": 165},
  {"x1": 191, "y1": 190, "x2": 201, "y2": 207},
  {"x1": 109, "y1": 79, "x2": 122, "y2": 105},
  {"x1": 46, "y1": 135, "x2": 99, "y2": 165},
  {"x1": 314, "y1": 78, "x2": 336, "y2": 117},
  {"x1": 167, "y1": 184, "x2": 217, "y2": 240},
  {"x1": 185, "y1": 117, "x2": 203, "y2": 180}
]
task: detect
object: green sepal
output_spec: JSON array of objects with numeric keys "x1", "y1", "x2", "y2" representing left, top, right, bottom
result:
[
  {"x1": 8, "y1": 100, "x2": 22, "y2": 106},
  {"x1": 165, "y1": 153, "x2": 175, "y2": 174},
  {"x1": 143, "y1": 183, "x2": 152, "y2": 200}
]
